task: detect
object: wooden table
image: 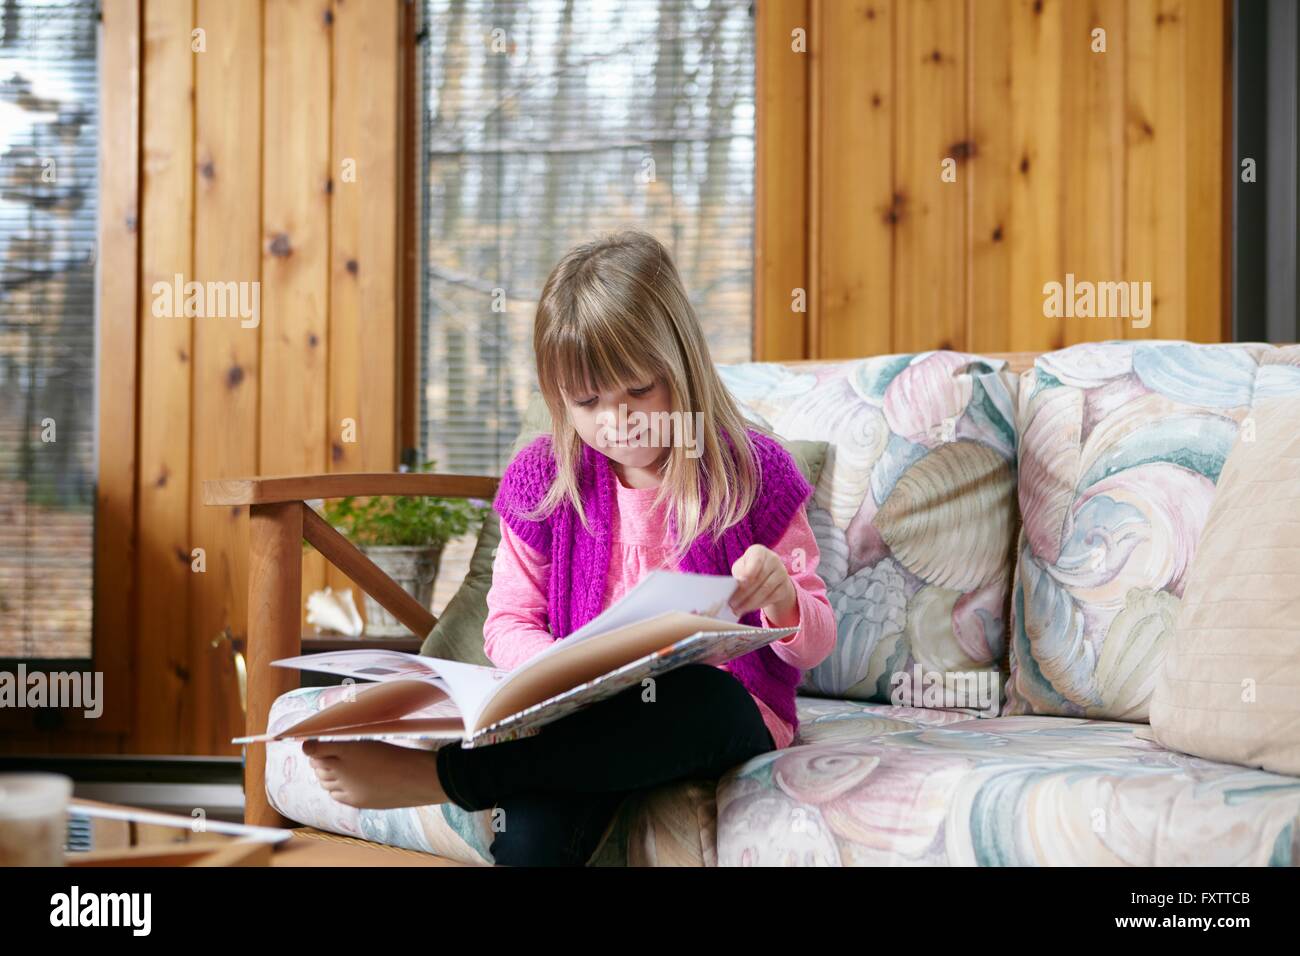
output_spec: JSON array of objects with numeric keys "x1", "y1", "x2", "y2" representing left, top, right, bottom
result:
[{"x1": 64, "y1": 798, "x2": 471, "y2": 867}]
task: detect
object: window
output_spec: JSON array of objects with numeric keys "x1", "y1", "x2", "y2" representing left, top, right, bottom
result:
[
  {"x1": 0, "y1": 0, "x2": 98, "y2": 660},
  {"x1": 417, "y1": 0, "x2": 757, "y2": 485}
]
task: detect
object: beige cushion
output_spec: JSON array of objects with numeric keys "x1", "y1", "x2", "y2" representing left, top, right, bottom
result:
[{"x1": 1143, "y1": 395, "x2": 1300, "y2": 776}]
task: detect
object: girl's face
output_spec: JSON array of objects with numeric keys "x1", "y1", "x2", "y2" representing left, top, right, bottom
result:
[{"x1": 562, "y1": 375, "x2": 675, "y2": 470}]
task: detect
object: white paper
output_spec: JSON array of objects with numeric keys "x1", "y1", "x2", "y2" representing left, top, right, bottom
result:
[{"x1": 552, "y1": 569, "x2": 739, "y2": 647}]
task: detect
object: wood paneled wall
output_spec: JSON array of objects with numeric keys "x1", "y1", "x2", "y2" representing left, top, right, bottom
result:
[
  {"x1": 10, "y1": 0, "x2": 1231, "y2": 757},
  {"x1": 757, "y1": 0, "x2": 1232, "y2": 361},
  {"x1": 3, "y1": 0, "x2": 408, "y2": 756}
]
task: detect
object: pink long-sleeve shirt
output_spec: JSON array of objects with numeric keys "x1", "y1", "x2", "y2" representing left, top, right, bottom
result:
[{"x1": 482, "y1": 470, "x2": 837, "y2": 749}]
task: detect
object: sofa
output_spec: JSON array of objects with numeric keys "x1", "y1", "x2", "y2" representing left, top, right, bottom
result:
[{"x1": 261, "y1": 340, "x2": 1300, "y2": 866}]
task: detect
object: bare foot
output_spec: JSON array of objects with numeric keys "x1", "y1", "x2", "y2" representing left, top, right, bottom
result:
[{"x1": 302, "y1": 739, "x2": 449, "y2": 809}]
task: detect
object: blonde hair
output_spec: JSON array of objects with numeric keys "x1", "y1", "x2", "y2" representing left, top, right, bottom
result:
[{"x1": 523, "y1": 229, "x2": 771, "y2": 566}]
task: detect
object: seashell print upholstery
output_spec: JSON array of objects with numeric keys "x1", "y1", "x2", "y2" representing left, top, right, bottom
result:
[
  {"x1": 1005, "y1": 341, "x2": 1300, "y2": 721},
  {"x1": 717, "y1": 352, "x2": 1020, "y2": 712},
  {"x1": 260, "y1": 341, "x2": 1300, "y2": 866}
]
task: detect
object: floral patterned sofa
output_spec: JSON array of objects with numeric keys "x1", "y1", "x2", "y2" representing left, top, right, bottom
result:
[{"x1": 263, "y1": 341, "x2": 1300, "y2": 866}]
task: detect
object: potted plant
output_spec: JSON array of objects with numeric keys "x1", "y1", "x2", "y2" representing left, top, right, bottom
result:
[{"x1": 318, "y1": 462, "x2": 489, "y2": 637}]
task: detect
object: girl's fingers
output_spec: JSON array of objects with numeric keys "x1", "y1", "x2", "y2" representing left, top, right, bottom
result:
[{"x1": 732, "y1": 563, "x2": 785, "y2": 616}]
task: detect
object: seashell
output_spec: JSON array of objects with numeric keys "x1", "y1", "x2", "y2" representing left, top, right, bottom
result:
[
  {"x1": 1080, "y1": 371, "x2": 1151, "y2": 442},
  {"x1": 904, "y1": 584, "x2": 971, "y2": 674},
  {"x1": 716, "y1": 789, "x2": 843, "y2": 867},
  {"x1": 845, "y1": 494, "x2": 891, "y2": 571},
  {"x1": 1036, "y1": 342, "x2": 1134, "y2": 388},
  {"x1": 772, "y1": 377, "x2": 890, "y2": 527},
  {"x1": 961, "y1": 368, "x2": 1019, "y2": 461},
  {"x1": 850, "y1": 352, "x2": 914, "y2": 404},
  {"x1": 1018, "y1": 384, "x2": 1084, "y2": 565},
  {"x1": 772, "y1": 748, "x2": 883, "y2": 805},
  {"x1": 806, "y1": 503, "x2": 849, "y2": 588},
  {"x1": 870, "y1": 432, "x2": 927, "y2": 506},
  {"x1": 717, "y1": 362, "x2": 818, "y2": 425},
  {"x1": 1132, "y1": 343, "x2": 1258, "y2": 409},
  {"x1": 1076, "y1": 391, "x2": 1239, "y2": 488},
  {"x1": 882, "y1": 351, "x2": 974, "y2": 448},
  {"x1": 1090, "y1": 586, "x2": 1181, "y2": 721},
  {"x1": 874, "y1": 440, "x2": 1016, "y2": 591},
  {"x1": 818, "y1": 748, "x2": 971, "y2": 855},
  {"x1": 953, "y1": 578, "x2": 1007, "y2": 665},
  {"x1": 306, "y1": 586, "x2": 364, "y2": 637},
  {"x1": 803, "y1": 558, "x2": 908, "y2": 698},
  {"x1": 1018, "y1": 549, "x2": 1098, "y2": 709},
  {"x1": 1052, "y1": 462, "x2": 1214, "y2": 607}
]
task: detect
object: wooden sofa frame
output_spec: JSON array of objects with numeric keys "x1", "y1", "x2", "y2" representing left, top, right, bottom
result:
[{"x1": 204, "y1": 352, "x2": 1041, "y2": 828}]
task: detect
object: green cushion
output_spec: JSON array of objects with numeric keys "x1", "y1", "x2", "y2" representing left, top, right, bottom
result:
[{"x1": 418, "y1": 391, "x2": 828, "y2": 664}]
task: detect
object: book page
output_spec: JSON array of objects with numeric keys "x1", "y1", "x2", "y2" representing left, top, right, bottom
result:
[
  {"x1": 268, "y1": 648, "x2": 449, "y2": 685},
  {"x1": 468, "y1": 622, "x2": 797, "y2": 745},
  {"x1": 536, "y1": 569, "x2": 739, "y2": 652},
  {"x1": 475, "y1": 611, "x2": 768, "y2": 731},
  {"x1": 231, "y1": 678, "x2": 462, "y2": 744}
]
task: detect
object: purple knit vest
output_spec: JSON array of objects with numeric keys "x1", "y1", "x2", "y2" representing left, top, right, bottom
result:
[{"x1": 492, "y1": 426, "x2": 814, "y2": 732}]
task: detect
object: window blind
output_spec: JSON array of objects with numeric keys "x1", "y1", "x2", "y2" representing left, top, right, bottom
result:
[
  {"x1": 0, "y1": 0, "x2": 98, "y2": 661},
  {"x1": 417, "y1": 0, "x2": 757, "y2": 483}
]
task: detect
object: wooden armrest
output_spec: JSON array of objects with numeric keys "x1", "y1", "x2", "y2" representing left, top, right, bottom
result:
[{"x1": 202, "y1": 472, "x2": 499, "y2": 506}]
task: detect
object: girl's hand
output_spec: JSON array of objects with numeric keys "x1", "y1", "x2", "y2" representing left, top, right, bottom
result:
[
  {"x1": 302, "y1": 739, "x2": 444, "y2": 810},
  {"x1": 728, "y1": 544, "x2": 799, "y2": 627}
]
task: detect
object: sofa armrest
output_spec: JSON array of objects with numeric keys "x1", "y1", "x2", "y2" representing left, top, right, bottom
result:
[
  {"x1": 203, "y1": 471, "x2": 497, "y2": 829},
  {"x1": 202, "y1": 472, "x2": 499, "y2": 505}
]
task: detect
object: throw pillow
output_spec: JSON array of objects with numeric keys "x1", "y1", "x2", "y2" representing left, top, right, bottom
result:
[{"x1": 1140, "y1": 394, "x2": 1300, "y2": 775}]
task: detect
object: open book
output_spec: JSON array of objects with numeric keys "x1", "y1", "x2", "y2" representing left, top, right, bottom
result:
[{"x1": 233, "y1": 570, "x2": 797, "y2": 749}]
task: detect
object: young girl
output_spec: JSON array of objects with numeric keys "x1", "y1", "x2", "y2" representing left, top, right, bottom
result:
[{"x1": 304, "y1": 229, "x2": 836, "y2": 865}]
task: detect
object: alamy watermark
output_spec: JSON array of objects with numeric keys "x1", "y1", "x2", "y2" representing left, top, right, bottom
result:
[
  {"x1": 151, "y1": 273, "x2": 260, "y2": 328},
  {"x1": 0, "y1": 664, "x2": 102, "y2": 718},
  {"x1": 889, "y1": 663, "x2": 1000, "y2": 715},
  {"x1": 1043, "y1": 273, "x2": 1152, "y2": 329},
  {"x1": 594, "y1": 404, "x2": 706, "y2": 459}
]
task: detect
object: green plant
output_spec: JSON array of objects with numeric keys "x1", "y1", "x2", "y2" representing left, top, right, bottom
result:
[{"x1": 318, "y1": 461, "x2": 489, "y2": 548}]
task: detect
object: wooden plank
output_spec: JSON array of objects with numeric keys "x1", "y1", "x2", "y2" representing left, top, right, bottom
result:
[
  {"x1": 1059, "y1": 0, "x2": 1125, "y2": 346},
  {"x1": 812, "y1": 0, "x2": 892, "y2": 359},
  {"x1": 203, "y1": 472, "x2": 499, "y2": 506},
  {"x1": 262, "y1": 0, "x2": 333, "y2": 629},
  {"x1": 245, "y1": 502, "x2": 303, "y2": 828},
  {"x1": 395, "y1": 0, "x2": 420, "y2": 455},
  {"x1": 967, "y1": 0, "x2": 1013, "y2": 353},
  {"x1": 191, "y1": 0, "x2": 262, "y2": 756},
  {"x1": 1007, "y1": 0, "x2": 1065, "y2": 352},
  {"x1": 88, "y1": 0, "x2": 140, "y2": 738},
  {"x1": 1184, "y1": 0, "x2": 1230, "y2": 342},
  {"x1": 134, "y1": 0, "x2": 195, "y2": 754},
  {"x1": 1125, "y1": 0, "x2": 1183, "y2": 341},
  {"x1": 894, "y1": 0, "x2": 966, "y2": 353},
  {"x1": 755, "y1": 0, "x2": 810, "y2": 360},
  {"x1": 329, "y1": 0, "x2": 401, "y2": 606},
  {"x1": 301, "y1": 506, "x2": 438, "y2": 639}
]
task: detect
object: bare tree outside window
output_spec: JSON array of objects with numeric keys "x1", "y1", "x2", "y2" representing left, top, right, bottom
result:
[
  {"x1": 418, "y1": 0, "x2": 755, "y2": 483},
  {"x1": 0, "y1": 0, "x2": 97, "y2": 660}
]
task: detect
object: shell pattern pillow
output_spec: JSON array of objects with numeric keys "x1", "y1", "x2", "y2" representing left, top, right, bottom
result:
[
  {"x1": 718, "y1": 352, "x2": 1021, "y2": 712},
  {"x1": 1005, "y1": 340, "x2": 1300, "y2": 721}
]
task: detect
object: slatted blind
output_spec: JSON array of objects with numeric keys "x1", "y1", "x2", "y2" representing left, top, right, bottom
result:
[
  {"x1": 417, "y1": 0, "x2": 756, "y2": 481},
  {"x1": 0, "y1": 0, "x2": 98, "y2": 660}
]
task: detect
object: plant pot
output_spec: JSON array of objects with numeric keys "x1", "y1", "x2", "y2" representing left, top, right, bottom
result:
[{"x1": 356, "y1": 543, "x2": 443, "y2": 637}]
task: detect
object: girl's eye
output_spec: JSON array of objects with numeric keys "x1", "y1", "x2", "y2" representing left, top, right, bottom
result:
[
  {"x1": 576, "y1": 397, "x2": 597, "y2": 408},
  {"x1": 629, "y1": 383, "x2": 653, "y2": 396}
]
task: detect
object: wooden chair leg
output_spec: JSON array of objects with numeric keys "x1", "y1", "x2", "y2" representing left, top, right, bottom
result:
[{"x1": 244, "y1": 501, "x2": 304, "y2": 827}]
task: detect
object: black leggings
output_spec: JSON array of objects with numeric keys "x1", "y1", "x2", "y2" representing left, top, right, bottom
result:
[{"x1": 434, "y1": 663, "x2": 776, "y2": 866}]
